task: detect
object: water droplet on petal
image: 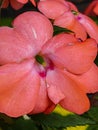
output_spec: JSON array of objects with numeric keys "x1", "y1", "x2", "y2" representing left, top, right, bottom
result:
[
  {"x1": 68, "y1": 42, "x2": 74, "y2": 46},
  {"x1": 47, "y1": 83, "x2": 50, "y2": 88},
  {"x1": 63, "y1": 68, "x2": 67, "y2": 71}
]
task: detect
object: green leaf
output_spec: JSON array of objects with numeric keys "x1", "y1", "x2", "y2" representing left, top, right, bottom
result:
[
  {"x1": 0, "y1": 18, "x2": 13, "y2": 27},
  {"x1": 91, "y1": 17, "x2": 98, "y2": 25},
  {"x1": 12, "y1": 117, "x2": 38, "y2": 130},
  {"x1": 86, "y1": 125, "x2": 98, "y2": 130},
  {"x1": 0, "y1": 113, "x2": 13, "y2": 125},
  {"x1": 53, "y1": 25, "x2": 74, "y2": 36},
  {"x1": 31, "y1": 112, "x2": 95, "y2": 129},
  {"x1": 87, "y1": 107, "x2": 98, "y2": 122}
]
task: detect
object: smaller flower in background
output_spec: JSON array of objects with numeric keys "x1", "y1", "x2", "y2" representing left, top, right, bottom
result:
[
  {"x1": 17, "y1": 0, "x2": 36, "y2": 6},
  {"x1": 38, "y1": 0, "x2": 98, "y2": 44},
  {"x1": 1, "y1": 0, "x2": 24, "y2": 10},
  {"x1": 0, "y1": 11, "x2": 97, "y2": 117},
  {"x1": 1, "y1": 0, "x2": 36, "y2": 10},
  {"x1": 84, "y1": 0, "x2": 98, "y2": 16}
]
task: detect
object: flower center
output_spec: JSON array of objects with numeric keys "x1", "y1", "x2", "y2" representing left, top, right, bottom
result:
[
  {"x1": 71, "y1": 10, "x2": 78, "y2": 15},
  {"x1": 35, "y1": 54, "x2": 54, "y2": 78},
  {"x1": 35, "y1": 55, "x2": 46, "y2": 67}
]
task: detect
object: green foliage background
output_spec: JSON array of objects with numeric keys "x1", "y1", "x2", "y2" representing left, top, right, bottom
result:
[{"x1": 1, "y1": 105, "x2": 98, "y2": 130}]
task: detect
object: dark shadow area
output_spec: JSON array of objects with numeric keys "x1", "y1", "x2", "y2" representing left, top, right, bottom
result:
[{"x1": 1, "y1": 2, "x2": 37, "y2": 18}]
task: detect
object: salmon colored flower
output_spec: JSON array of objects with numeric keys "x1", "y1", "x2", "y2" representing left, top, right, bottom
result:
[
  {"x1": 38, "y1": 0, "x2": 78, "y2": 20},
  {"x1": 1, "y1": 0, "x2": 24, "y2": 10},
  {"x1": 2, "y1": 0, "x2": 36, "y2": 10},
  {"x1": 74, "y1": 12, "x2": 98, "y2": 44},
  {"x1": 84, "y1": 0, "x2": 98, "y2": 16},
  {"x1": 38, "y1": 0, "x2": 98, "y2": 43},
  {"x1": 0, "y1": 11, "x2": 97, "y2": 117},
  {"x1": 17, "y1": 0, "x2": 36, "y2": 6}
]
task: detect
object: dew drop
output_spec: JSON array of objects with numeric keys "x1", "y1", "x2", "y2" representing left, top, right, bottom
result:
[
  {"x1": 47, "y1": 83, "x2": 50, "y2": 88},
  {"x1": 68, "y1": 42, "x2": 74, "y2": 46},
  {"x1": 63, "y1": 68, "x2": 67, "y2": 71}
]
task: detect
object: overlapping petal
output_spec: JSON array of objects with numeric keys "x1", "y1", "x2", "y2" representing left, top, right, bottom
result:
[
  {"x1": 0, "y1": 27, "x2": 34, "y2": 65},
  {"x1": 75, "y1": 13, "x2": 98, "y2": 43},
  {"x1": 84, "y1": 0, "x2": 98, "y2": 16},
  {"x1": 0, "y1": 11, "x2": 53, "y2": 65},
  {"x1": 38, "y1": 0, "x2": 69, "y2": 19},
  {"x1": 17, "y1": 0, "x2": 36, "y2": 6},
  {"x1": 13, "y1": 11, "x2": 53, "y2": 54},
  {"x1": 53, "y1": 39, "x2": 97, "y2": 74},
  {"x1": 30, "y1": 78, "x2": 52, "y2": 114},
  {"x1": 17, "y1": 0, "x2": 28, "y2": 3},
  {"x1": 1, "y1": 0, "x2": 9, "y2": 8},
  {"x1": 2, "y1": 0, "x2": 36, "y2": 9},
  {"x1": 0, "y1": 59, "x2": 40, "y2": 117},
  {"x1": 46, "y1": 68, "x2": 90, "y2": 114},
  {"x1": 42, "y1": 33, "x2": 77, "y2": 54},
  {"x1": 66, "y1": 1, "x2": 78, "y2": 11},
  {"x1": 93, "y1": 3, "x2": 98, "y2": 15},
  {"x1": 64, "y1": 64, "x2": 98, "y2": 93},
  {"x1": 2, "y1": 0, "x2": 24, "y2": 10},
  {"x1": 42, "y1": 34, "x2": 97, "y2": 74},
  {"x1": 54, "y1": 11, "x2": 87, "y2": 40},
  {"x1": 10, "y1": 0, "x2": 24, "y2": 10}
]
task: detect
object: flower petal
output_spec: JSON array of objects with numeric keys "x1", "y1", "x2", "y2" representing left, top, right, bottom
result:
[
  {"x1": 66, "y1": 1, "x2": 78, "y2": 11},
  {"x1": 30, "y1": 0, "x2": 36, "y2": 6},
  {"x1": 43, "y1": 34, "x2": 97, "y2": 74},
  {"x1": 64, "y1": 64, "x2": 98, "y2": 93},
  {"x1": 54, "y1": 11, "x2": 87, "y2": 40},
  {"x1": 0, "y1": 27, "x2": 33, "y2": 65},
  {"x1": 1, "y1": 0, "x2": 9, "y2": 8},
  {"x1": 42, "y1": 33, "x2": 77, "y2": 55},
  {"x1": 30, "y1": 78, "x2": 51, "y2": 114},
  {"x1": 46, "y1": 69, "x2": 65, "y2": 104},
  {"x1": 76, "y1": 13, "x2": 98, "y2": 43},
  {"x1": 17, "y1": 0, "x2": 28, "y2": 3},
  {"x1": 13, "y1": 11, "x2": 53, "y2": 53},
  {"x1": 38, "y1": 0, "x2": 69, "y2": 19},
  {"x1": 84, "y1": 1, "x2": 98, "y2": 16},
  {"x1": 93, "y1": 3, "x2": 98, "y2": 15},
  {"x1": 44, "y1": 103, "x2": 56, "y2": 114},
  {"x1": 46, "y1": 68, "x2": 90, "y2": 114},
  {"x1": 0, "y1": 59, "x2": 40, "y2": 117},
  {"x1": 10, "y1": 0, "x2": 24, "y2": 10},
  {"x1": 54, "y1": 38, "x2": 97, "y2": 74}
]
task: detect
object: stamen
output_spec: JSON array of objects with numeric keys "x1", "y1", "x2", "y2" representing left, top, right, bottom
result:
[
  {"x1": 71, "y1": 10, "x2": 78, "y2": 15},
  {"x1": 35, "y1": 55, "x2": 46, "y2": 66},
  {"x1": 35, "y1": 55, "x2": 54, "y2": 78}
]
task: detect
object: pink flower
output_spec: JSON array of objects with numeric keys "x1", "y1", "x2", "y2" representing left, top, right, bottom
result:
[
  {"x1": 2, "y1": 0, "x2": 24, "y2": 10},
  {"x1": 38, "y1": 0, "x2": 98, "y2": 43},
  {"x1": 38, "y1": 0, "x2": 78, "y2": 19},
  {"x1": 0, "y1": 11, "x2": 97, "y2": 117},
  {"x1": 2, "y1": 0, "x2": 36, "y2": 10},
  {"x1": 74, "y1": 12, "x2": 98, "y2": 44},
  {"x1": 17, "y1": 0, "x2": 36, "y2": 6},
  {"x1": 84, "y1": 0, "x2": 98, "y2": 16}
]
